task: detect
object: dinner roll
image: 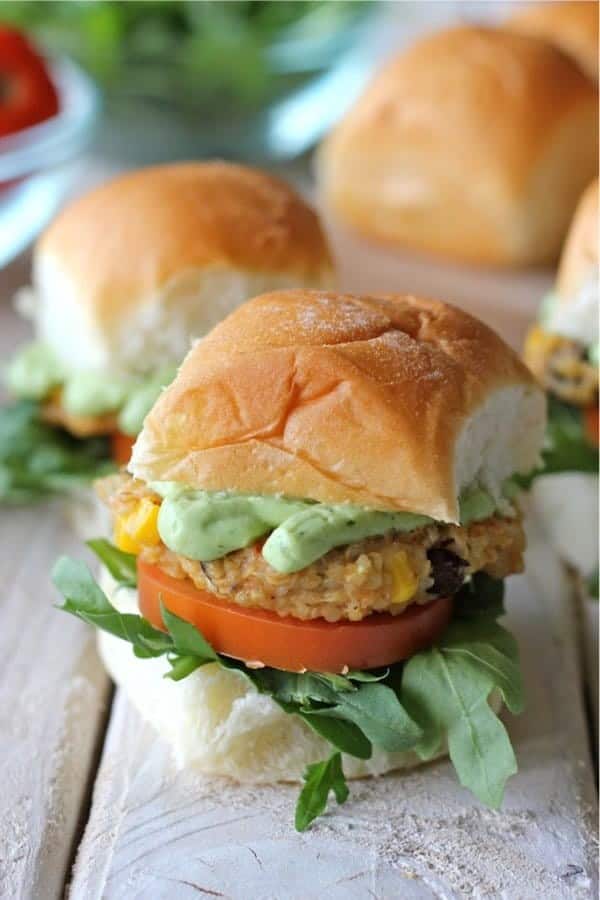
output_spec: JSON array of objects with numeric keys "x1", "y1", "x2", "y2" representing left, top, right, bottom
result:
[
  {"x1": 33, "y1": 162, "x2": 334, "y2": 374},
  {"x1": 317, "y1": 26, "x2": 598, "y2": 267}
]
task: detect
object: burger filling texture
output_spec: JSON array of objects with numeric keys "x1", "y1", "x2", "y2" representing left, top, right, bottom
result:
[
  {"x1": 523, "y1": 286, "x2": 599, "y2": 475},
  {"x1": 99, "y1": 474, "x2": 523, "y2": 622},
  {"x1": 54, "y1": 472, "x2": 527, "y2": 830},
  {"x1": 1, "y1": 341, "x2": 176, "y2": 502}
]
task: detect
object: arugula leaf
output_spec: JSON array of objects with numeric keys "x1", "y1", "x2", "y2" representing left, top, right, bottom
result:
[
  {"x1": 401, "y1": 615, "x2": 524, "y2": 808},
  {"x1": 0, "y1": 401, "x2": 113, "y2": 504},
  {"x1": 345, "y1": 668, "x2": 389, "y2": 683},
  {"x1": 321, "y1": 683, "x2": 422, "y2": 753},
  {"x1": 453, "y1": 572, "x2": 505, "y2": 620},
  {"x1": 295, "y1": 751, "x2": 349, "y2": 832},
  {"x1": 53, "y1": 554, "x2": 524, "y2": 822},
  {"x1": 519, "y1": 397, "x2": 598, "y2": 487},
  {"x1": 87, "y1": 539, "x2": 137, "y2": 587},
  {"x1": 295, "y1": 711, "x2": 372, "y2": 759},
  {"x1": 52, "y1": 556, "x2": 166, "y2": 652},
  {"x1": 161, "y1": 603, "x2": 218, "y2": 664}
]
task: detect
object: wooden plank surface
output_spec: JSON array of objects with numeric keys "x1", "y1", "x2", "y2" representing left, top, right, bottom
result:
[
  {"x1": 0, "y1": 258, "x2": 111, "y2": 900},
  {"x1": 0, "y1": 508, "x2": 110, "y2": 900},
  {"x1": 68, "y1": 517, "x2": 598, "y2": 900}
]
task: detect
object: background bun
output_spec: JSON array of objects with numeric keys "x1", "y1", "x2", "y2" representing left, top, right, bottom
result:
[
  {"x1": 131, "y1": 290, "x2": 545, "y2": 522},
  {"x1": 556, "y1": 178, "x2": 598, "y2": 303},
  {"x1": 317, "y1": 26, "x2": 598, "y2": 267},
  {"x1": 507, "y1": 1, "x2": 599, "y2": 81},
  {"x1": 98, "y1": 573, "x2": 446, "y2": 782},
  {"x1": 34, "y1": 162, "x2": 334, "y2": 373}
]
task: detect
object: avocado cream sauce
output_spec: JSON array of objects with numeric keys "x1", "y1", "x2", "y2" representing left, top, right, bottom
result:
[
  {"x1": 6, "y1": 342, "x2": 176, "y2": 436},
  {"x1": 6, "y1": 342, "x2": 64, "y2": 400},
  {"x1": 153, "y1": 480, "x2": 518, "y2": 575}
]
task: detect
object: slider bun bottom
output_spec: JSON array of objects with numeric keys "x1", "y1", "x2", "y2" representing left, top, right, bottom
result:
[
  {"x1": 98, "y1": 629, "x2": 432, "y2": 783},
  {"x1": 98, "y1": 572, "x2": 500, "y2": 784},
  {"x1": 97, "y1": 570, "x2": 432, "y2": 782}
]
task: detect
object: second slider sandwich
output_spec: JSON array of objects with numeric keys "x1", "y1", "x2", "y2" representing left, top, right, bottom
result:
[
  {"x1": 2, "y1": 162, "x2": 332, "y2": 501},
  {"x1": 54, "y1": 290, "x2": 545, "y2": 828}
]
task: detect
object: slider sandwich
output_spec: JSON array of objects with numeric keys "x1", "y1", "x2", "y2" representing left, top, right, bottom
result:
[
  {"x1": 524, "y1": 179, "x2": 598, "y2": 580},
  {"x1": 2, "y1": 163, "x2": 333, "y2": 502},
  {"x1": 54, "y1": 290, "x2": 546, "y2": 829}
]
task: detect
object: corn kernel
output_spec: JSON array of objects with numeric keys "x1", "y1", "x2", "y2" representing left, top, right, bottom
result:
[
  {"x1": 524, "y1": 325, "x2": 562, "y2": 356},
  {"x1": 390, "y1": 551, "x2": 418, "y2": 605},
  {"x1": 114, "y1": 499, "x2": 160, "y2": 554}
]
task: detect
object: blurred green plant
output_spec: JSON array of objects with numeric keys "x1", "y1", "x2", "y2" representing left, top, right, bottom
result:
[{"x1": 0, "y1": 0, "x2": 370, "y2": 113}]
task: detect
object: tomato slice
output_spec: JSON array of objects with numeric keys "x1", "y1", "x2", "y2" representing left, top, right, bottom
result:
[
  {"x1": 0, "y1": 27, "x2": 59, "y2": 138},
  {"x1": 138, "y1": 560, "x2": 453, "y2": 673},
  {"x1": 111, "y1": 431, "x2": 135, "y2": 466},
  {"x1": 584, "y1": 404, "x2": 599, "y2": 448}
]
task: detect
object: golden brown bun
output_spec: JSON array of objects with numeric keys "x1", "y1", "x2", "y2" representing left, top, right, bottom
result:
[
  {"x1": 317, "y1": 26, "x2": 598, "y2": 267},
  {"x1": 556, "y1": 178, "x2": 598, "y2": 302},
  {"x1": 131, "y1": 290, "x2": 545, "y2": 522},
  {"x1": 37, "y1": 162, "x2": 333, "y2": 327},
  {"x1": 507, "y1": 1, "x2": 598, "y2": 81}
]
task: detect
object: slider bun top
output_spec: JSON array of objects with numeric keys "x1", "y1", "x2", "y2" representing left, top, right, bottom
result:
[
  {"x1": 131, "y1": 290, "x2": 545, "y2": 523},
  {"x1": 317, "y1": 26, "x2": 598, "y2": 267},
  {"x1": 556, "y1": 178, "x2": 598, "y2": 304},
  {"x1": 33, "y1": 162, "x2": 334, "y2": 373},
  {"x1": 507, "y1": 1, "x2": 598, "y2": 81}
]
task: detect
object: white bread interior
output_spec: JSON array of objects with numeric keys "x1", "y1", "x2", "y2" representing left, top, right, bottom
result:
[
  {"x1": 31, "y1": 162, "x2": 334, "y2": 375},
  {"x1": 33, "y1": 263, "x2": 332, "y2": 375},
  {"x1": 131, "y1": 290, "x2": 546, "y2": 521}
]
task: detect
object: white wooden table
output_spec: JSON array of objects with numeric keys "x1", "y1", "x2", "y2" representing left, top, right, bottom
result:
[{"x1": 1, "y1": 236, "x2": 598, "y2": 899}]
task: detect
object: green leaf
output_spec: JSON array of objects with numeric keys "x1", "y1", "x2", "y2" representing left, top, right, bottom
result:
[
  {"x1": 401, "y1": 616, "x2": 523, "y2": 808},
  {"x1": 165, "y1": 654, "x2": 205, "y2": 681},
  {"x1": 297, "y1": 710, "x2": 372, "y2": 759},
  {"x1": 295, "y1": 751, "x2": 349, "y2": 832},
  {"x1": 52, "y1": 556, "x2": 171, "y2": 656},
  {"x1": 331, "y1": 683, "x2": 422, "y2": 752},
  {"x1": 453, "y1": 573, "x2": 505, "y2": 621},
  {"x1": 519, "y1": 397, "x2": 599, "y2": 485},
  {"x1": 346, "y1": 668, "x2": 389, "y2": 683},
  {"x1": 0, "y1": 401, "x2": 113, "y2": 505},
  {"x1": 87, "y1": 539, "x2": 137, "y2": 587},
  {"x1": 161, "y1": 603, "x2": 219, "y2": 663},
  {"x1": 313, "y1": 672, "x2": 357, "y2": 692},
  {"x1": 240, "y1": 668, "x2": 339, "y2": 706}
]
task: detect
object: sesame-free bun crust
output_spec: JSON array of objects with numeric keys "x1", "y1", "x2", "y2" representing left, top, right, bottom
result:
[
  {"x1": 556, "y1": 178, "x2": 598, "y2": 303},
  {"x1": 317, "y1": 26, "x2": 598, "y2": 267},
  {"x1": 131, "y1": 290, "x2": 545, "y2": 522},
  {"x1": 34, "y1": 162, "x2": 333, "y2": 373},
  {"x1": 507, "y1": 1, "x2": 599, "y2": 81}
]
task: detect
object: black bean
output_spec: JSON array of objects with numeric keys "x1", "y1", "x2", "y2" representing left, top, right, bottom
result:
[{"x1": 427, "y1": 545, "x2": 468, "y2": 597}]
